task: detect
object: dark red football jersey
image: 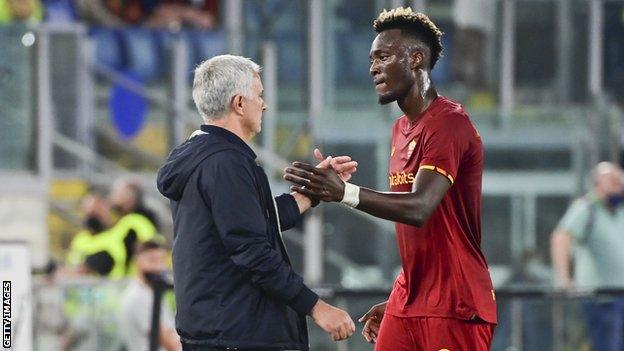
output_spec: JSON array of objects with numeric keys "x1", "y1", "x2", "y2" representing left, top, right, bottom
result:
[{"x1": 385, "y1": 96, "x2": 497, "y2": 324}]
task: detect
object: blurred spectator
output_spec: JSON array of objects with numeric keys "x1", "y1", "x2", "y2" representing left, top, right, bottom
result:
[
  {"x1": 110, "y1": 177, "x2": 160, "y2": 230},
  {"x1": 119, "y1": 240, "x2": 180, "y2": 351},
  {"x1": 109, "y1": 177, "x2": 161, "y2": 273},
  {"x1": 67, "y1": 188, "x2": 129, "y2": 278},
  {"x1": 551, "y1": 161, "x2": 624, "y2": 350},
  {"x1": 67, "y1": 182, "x2": 162, "y2": 278},
  {"x1": 81, "y1": 251, "x2": 116, "y2": 276},
  {"x1": 66, "y1": 189, "x2": 115, "y2": 269},
  {"x1": 76, "y1": 0, "x2": 217, "y2": 28},
  {"x1": 61, "y1": 253, "x2": 113, "y2": 351},
  {"x1": 0, "y1": 0, "x2": 43, "y2": 23},
  {"x1": 75, "y1": 0, "x2": 123, "y2": 25}
]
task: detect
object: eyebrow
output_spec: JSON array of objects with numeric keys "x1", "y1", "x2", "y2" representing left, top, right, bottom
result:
[{"x1": 369, "y1": 49, "x2": 389, "y2": 58}]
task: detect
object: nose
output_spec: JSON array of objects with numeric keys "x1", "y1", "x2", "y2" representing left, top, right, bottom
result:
[
  {"x1": 369, "y1": 60, "x2": 379, "y2": 76},
  {"x1": 262, "y1": 103, "x2": 267, "y2": 111}
]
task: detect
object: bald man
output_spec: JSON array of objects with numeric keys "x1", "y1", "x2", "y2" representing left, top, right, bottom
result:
[{"x1": 551, "y1": 162, "x2": 624, "y2": 350}]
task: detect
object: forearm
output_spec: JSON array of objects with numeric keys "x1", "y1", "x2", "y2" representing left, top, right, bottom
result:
[
  {"x1": 550, "y1": 230, "x2": 573, "y2": 286},
  {"x1": 224, "y1": 236, "x2": 318, "y2": 313},
  {"x1": 274, "y1": 194, "x2": 304, "y2": 230},
  {"x1": 355, "y1": 188, "x2": 430, "y2": 227},
  {"x1": 291, "y1": 192, "x2": 312, "y2": 214},
  {"x1": 160, "y1": 325, "x2": 181, "y2": 351}
]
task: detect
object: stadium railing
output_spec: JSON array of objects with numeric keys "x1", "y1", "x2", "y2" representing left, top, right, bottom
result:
[{"x1": 31, "y1": 276, "x2": 624, "y2": 351}]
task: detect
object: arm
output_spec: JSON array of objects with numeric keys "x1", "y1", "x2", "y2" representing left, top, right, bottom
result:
[
  {"x1": 284, "y1": 164, "x2": 450, "y2": 227},
  {"x1": 356, "y1": 169, "x2": 450, "y2": 227},
  {"x1": 276, "y1": 151, "x2": 359, "y2": 228},
  {"x1": 550, "y1": 228, "x2": 575, "y2": 289},
  {"x1": 285, "y1": 119, "x2": 469, "y2": 226},
  {"x1": 274, "y1": 193, "x2": 306, "y2": 231},
  {"x1": 205, "y1": 152, "x2": 318, "y2": 314},
  {"x1": 159, "y1": 324, "x2": 181, "y2": 351}
]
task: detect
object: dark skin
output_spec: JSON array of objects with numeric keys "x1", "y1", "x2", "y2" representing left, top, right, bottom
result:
[
  {"x1": 284, "y1": 28, "x2": 450, "y2": 227},
  {"x1": 283, "y1": 28, "x2": 451, "y2": 344}
]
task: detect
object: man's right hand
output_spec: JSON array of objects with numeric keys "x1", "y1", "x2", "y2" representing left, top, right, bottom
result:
[
  {"x1": 358, "y1": 301, "x2": 387, "y2": 343},
  {"x1": 310, "y1": 299, "x2": 355, "y2": 341}
]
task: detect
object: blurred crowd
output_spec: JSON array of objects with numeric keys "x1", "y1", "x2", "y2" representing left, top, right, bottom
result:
[
  {"x1": 34, "y1": 178, "x2": 179, "y2": 351},
  {"x1": 63, "y1": 178, "x2": 163, "y2": 279},
  {"x1": 0, "y1": 0, "x2": 218, "y2": 29}
]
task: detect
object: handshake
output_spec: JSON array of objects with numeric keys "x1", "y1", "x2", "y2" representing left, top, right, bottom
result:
[{"x1": 283, "y1": 149, "x2": 358, "y2": 206}]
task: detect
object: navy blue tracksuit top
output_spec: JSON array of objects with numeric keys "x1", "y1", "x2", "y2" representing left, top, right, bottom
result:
[{"x1": 156, "y1": 125, "x2": 318, "y2": 350}]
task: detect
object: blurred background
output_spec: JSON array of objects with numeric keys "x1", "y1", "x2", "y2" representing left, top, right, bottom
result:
[{"x1": 1, "y1": 0, "x2": 624, "y2": 350}]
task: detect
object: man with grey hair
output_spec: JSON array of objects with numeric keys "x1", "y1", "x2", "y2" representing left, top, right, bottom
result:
[
  {"x1": 157, "y1": 55, "x2": 357, "y2": 351},
  {"x1": 551, "y1": 161, "x2": 624, "y2": 350}
]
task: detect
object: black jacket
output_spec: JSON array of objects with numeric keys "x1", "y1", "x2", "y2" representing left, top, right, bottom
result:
[{"x1": 156, "y1": 125, "x2": 318, "y2": 350}]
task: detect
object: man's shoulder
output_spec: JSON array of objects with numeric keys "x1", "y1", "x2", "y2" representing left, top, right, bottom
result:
[
  {"x1": 431, "y1": 96, "x2": 470, "y2": 122},
  {"x1": 196, "y1": 148, "x2": 258, "y2": 188},
  {"x1": 199, "y1": 147, "x2": 254, "y2": 170},
  {"x1": 423, "y1": 98, "x2": 477, "y2": 138}
]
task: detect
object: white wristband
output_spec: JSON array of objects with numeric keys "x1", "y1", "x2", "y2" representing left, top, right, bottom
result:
[{"x1": 341, "y1": 182, "x2": 360, "y2": 208}]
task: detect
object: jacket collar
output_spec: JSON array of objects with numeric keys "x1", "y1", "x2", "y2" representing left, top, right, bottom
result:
[{"x1": 200, "y1": 125, "x2": 257, "y2": 160}]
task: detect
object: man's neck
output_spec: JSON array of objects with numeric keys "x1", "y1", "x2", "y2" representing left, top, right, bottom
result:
[
  {"x1": 398, "y1": 72, "x2": 438, "y2": 122},
  {"x1": 206, "y1": 116, "x2": 253, "y2": 143}
]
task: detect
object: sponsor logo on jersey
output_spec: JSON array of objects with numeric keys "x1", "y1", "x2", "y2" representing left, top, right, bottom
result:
[{"x1": 389, "y1": 171, "x2": 415, "y2": 186}]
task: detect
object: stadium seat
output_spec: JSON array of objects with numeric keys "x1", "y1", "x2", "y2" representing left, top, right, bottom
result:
[
  {"x1": 89, "y1": 27, "x2": 123, "y2": 71},
  {"x1": 275, "y1": 32, "x2": 304, "y2": 85},
  {"x1": 120, "y1": 28, "x2": 162, "y2": 82},
  {"x1": 43, "y1": 0, "x2": 76, "y2": 23},
  {"x1": 334, "y1": 30, "x2": 376, "y2": 86},
  {"x1": 190, "y1": 29, "x2": 227, "y2": 64}
]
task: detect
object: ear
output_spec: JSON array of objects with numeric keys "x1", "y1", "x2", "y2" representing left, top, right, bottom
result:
[
  {"x1": 230, "y1": 95, "x2": 245, "y2": 115},
  {"x1": 411, "y1": 51, "x2": 424, "y2": 70}
]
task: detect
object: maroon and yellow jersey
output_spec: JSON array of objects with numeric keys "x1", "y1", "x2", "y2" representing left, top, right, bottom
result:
[{"x1": 385, "y1": 96, "x2": 497, "y2": 324}]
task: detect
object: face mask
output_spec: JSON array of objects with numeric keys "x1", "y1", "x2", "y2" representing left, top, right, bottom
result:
[
  {"x1": 84, "y1": 216, "x2": 105, "y2": 233},
  {"x1": 607, "y1": 194, "x2": 624, "y2": 208},
  {"x1": 111, "y1": 205, "x2": 123, "y2": 214}
]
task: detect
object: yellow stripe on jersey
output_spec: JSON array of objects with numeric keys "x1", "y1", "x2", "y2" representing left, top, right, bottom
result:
[{"x1": 419, "y1": 165, "x2": 454, "y2": 184}]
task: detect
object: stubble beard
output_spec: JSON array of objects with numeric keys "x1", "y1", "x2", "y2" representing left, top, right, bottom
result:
[{"x1": 378, "y1": 92, "x2": 397, "y2": 105}]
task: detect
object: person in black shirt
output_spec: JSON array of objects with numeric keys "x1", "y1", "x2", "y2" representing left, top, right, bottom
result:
[{"x1": 157, "y1": 54, "x2": 357, "y2": 351}]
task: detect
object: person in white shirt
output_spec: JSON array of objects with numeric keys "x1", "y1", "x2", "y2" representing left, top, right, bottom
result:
[{"x1": 119, "y1": 240, "x2": 181, "y2": 351}]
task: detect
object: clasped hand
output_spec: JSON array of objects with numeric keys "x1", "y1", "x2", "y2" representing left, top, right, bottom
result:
[{"x1": 284, "y1": 149, "x2": 353, "y2": 203}]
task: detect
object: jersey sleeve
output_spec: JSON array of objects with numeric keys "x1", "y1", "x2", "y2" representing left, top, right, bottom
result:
[
  {"x1": 419, "y1": 113, "x2": 473, "y2": 184},
  {"x1": 557, "y1": 199, "x2": 592, "y2": 241}
]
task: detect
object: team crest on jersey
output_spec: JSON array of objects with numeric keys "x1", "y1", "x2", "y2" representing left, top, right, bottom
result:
[{"x1": 407, "y1": 139, "x2": 417, "y2": 157}]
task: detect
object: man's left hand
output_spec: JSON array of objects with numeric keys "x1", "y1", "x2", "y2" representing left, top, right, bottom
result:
[{"x1": 284, "y1": 162, "x2": 345, "y2": 202}]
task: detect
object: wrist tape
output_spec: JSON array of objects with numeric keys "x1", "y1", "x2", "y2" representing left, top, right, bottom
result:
[{"x1": 341, "y1": 182, "x2": 360, "y2": 208}]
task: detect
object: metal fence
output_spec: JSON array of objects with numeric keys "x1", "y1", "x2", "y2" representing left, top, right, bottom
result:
[{"x1": 31, "y1": 277, "x2": 624, "y2": 351}]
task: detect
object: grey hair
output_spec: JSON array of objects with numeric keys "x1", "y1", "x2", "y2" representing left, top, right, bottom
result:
[
  {"x1": 192, "y1": 55, "x2": 261, "y2": 121},
  {"x1": 592, "y1": 161, "x2": 622, "y2": 183}
]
